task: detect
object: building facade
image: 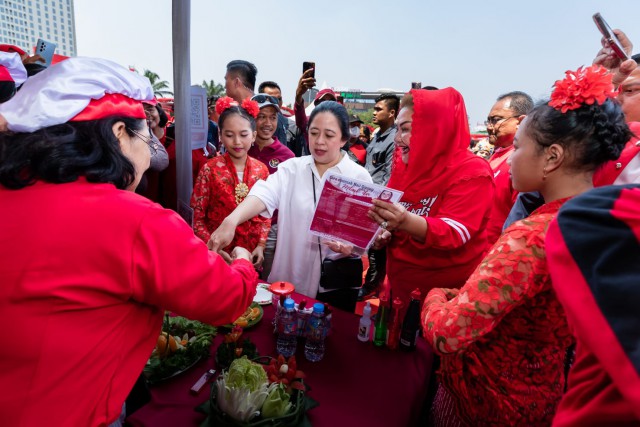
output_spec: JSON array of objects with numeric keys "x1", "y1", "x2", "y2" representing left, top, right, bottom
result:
[{"x1": 0, "y1": 0, "x2": 76, "y2": 57}]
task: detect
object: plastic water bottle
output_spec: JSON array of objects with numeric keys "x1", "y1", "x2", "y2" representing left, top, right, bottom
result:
[
  {"x1": 276, "y1": 298, "x2": 297, "y2": 357},
  {"x1": 357, "y1": 301, "x2": 373, "y2": 342},
  {"x1": 304, "y1": 303, "x2": 326, "y2": 362}
]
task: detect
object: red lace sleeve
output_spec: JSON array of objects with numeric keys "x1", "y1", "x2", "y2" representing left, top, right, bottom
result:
[
  {"x1": 190, "y1": 162, "x2": 213, "y2": 243},
  {"x1": 421, "y1": 226, "x2": 547, "y2": 354}
]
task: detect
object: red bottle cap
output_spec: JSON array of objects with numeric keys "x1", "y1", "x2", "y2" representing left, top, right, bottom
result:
[
  {"x1": 393, "y1": 297, "x2": 403, "y2": 309},
  {"x1": 410, "y1": 288, "x2": 421, "y2": 300},
  {"x1": 379, "y1": 293, "x2": 389, "y2": 304}
]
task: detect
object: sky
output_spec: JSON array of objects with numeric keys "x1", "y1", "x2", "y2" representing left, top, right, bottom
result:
[{"x1": 74, "y1": 0, "x2": 640, "y2": 127}]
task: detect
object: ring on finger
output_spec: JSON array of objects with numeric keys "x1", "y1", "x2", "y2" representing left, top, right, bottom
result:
[{"x1": 380, "y1": 221, "x2": 388, "y2": 230}]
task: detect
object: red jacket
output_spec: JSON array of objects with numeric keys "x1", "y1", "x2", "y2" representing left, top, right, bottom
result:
[
  {"x1": 486, "y1": 145, "x2": 518, "y2": 244},
  {"x1": 0, "y1": 179, "x2": 257, "y2": 426}
]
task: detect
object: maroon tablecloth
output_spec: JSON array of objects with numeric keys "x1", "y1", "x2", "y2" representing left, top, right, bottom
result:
[{"x1": 126, "y1": 296, "x2": 433, "y2": 427}]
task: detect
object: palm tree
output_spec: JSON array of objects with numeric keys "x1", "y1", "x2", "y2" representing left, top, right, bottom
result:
[
  {"x1": 143, "y1": 69, "x2": 173, "y2": 98},
  {"x1": 201, "y1": 79, "x2": 225, "y2": 98}
]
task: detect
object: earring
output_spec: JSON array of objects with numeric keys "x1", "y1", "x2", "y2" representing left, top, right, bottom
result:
[{"x1": 542, "y1": 167, "x2": 547, "y2": 180}]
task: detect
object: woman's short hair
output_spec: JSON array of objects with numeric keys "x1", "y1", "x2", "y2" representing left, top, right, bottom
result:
[
  {"x1": 218, "y1": 106, "x2": 257, "y2": 132},
  {"x1": 308, "y1": 101, "x2": 350, "y2": 141},
  {"x1": 0, "y1": 116, "x2": 145, "y2": 190},
  {"x1": 525, "y1": 99, "x2": 632, "y2": 171}
]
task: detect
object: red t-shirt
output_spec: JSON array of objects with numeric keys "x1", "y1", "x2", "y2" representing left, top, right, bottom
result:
[{"x1": 486, "y1": 145, "x2": 518, "y2": 244}]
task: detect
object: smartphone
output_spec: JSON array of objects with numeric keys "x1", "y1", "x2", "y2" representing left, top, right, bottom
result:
[
  {"x1": 303, "y1": 61, "x2": 315, "y2": 78},
  {"x1": 593, "y1": 13, "x2": 629, "y2": 61},
  {"x1": 35, "y1": 38, "x2": 57, "y2": 67},
  {"x1": 411, "y1": 82, "x2": 422, "y2": 90}
]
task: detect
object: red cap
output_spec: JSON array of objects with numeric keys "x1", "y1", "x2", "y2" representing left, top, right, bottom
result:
[
  {"x1": 268, "y1": 281, "x2": 295, "y2": 296},
  {"x1": 393, "y1": 297, "x2": 403, "y2": 309},
  {"x1": 410, "y1": 288, "x2": 421, "y2": 300},
  {"x1": 313, "y1": 88, "x2": 337, "y2": 106}
]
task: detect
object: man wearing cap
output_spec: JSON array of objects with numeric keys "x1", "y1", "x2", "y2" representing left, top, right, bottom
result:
[
  {"x1": 345, "y1": 114, "x2": 366, "y2": 166},
  {"x1": 249, "y1": 93, "x2": 295, "y2": 280},
  {"x1": 257, "y1": 80, "x2": 290, "y2": 155}
]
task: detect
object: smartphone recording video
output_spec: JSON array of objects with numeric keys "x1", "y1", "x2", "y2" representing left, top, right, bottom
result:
[
  {"x1": 303, "y1": 61, "x2": 315, "y2": 78},
  {"x1": 593, "y1": 13, "x2": 629, "y2": 61}
]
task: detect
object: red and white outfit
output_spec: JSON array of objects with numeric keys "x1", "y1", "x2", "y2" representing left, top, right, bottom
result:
[
  {"x1": 593, "y1": 122, "x2": 640, "y2": 186},
  {"x1": 386, "y1": 88, "x2": 494, "y2": 305},
  {"x1": 486, "y1": 145, "x2": 518, "y2": 244}
]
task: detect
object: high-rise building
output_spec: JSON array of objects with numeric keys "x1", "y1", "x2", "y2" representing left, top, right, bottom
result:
[{"x1": 0, "y1": 0, "x2": 76, "y2": 57}]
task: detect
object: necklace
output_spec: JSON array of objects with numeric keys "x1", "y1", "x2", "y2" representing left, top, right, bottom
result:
[{"x1": 235, "y1": 182, "x2": 249, "y2": 204}]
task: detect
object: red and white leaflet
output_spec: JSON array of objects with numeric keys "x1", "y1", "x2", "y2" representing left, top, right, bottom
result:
[{"x1": 309, "y1": 172, "x2": 403, "y2": 249}]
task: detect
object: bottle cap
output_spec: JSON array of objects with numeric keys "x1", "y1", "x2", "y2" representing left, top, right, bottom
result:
[
  {"x1": 410, "y1": 288, "x2": 421, "y2": 300},
  {"x1": 363, "y1": 301, "x2": 372, "y2": 316},
  {"x1": 284, "y1": 297, "x2": 295, "y2": 309},
  {"x1": 393, "y1": 297, "x2": 403, "y2": 309},
  {"x1": 312, "y1": 302, "x2": 325, "y2": 313},
  {"x1": 379, "y1": 293, "x2": 389, "y2": 304}
]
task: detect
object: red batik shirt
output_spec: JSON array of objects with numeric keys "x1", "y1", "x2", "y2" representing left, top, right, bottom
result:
[
  {"x1": 422, "y1": 198, "x2": 575, "y2": 426},
  {"x1": 191, "y1": 153, "x2": 270, "y2": 251}
]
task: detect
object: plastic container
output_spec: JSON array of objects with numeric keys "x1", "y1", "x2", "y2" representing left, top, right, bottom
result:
[
  {"x1": 357, "y1": 301, "x2": 372, "y2": 342},
  {"x1": 276, "y1": 298, "x2": 298, "y2": 357},
  {"x1": 269, "y1": 281, "x2": 295, "y2": 307},
  {"x1": 304, "y1": 303, "x2": 326, "y2": 362},
  {"x1": 399, "y1": 289, "x2": 422, "y2": 351}
]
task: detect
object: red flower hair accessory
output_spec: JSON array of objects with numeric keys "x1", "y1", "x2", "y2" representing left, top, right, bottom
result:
[
  {"x1": 549, "y1": 65, "x2": 616, "y2": 113},
  {"x1": 241, "y1": 98, "x2": 260, "y2": 118},
  {"x1": 215, "y1": 96, "x2": 237, "y2": 116}
]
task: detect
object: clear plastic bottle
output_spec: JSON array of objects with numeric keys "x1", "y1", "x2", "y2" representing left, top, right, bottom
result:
[
  {"x1": 358, "y1": 301, "x2": 373, "y2": 342},
  {"x1": 304, "y1": 303, "x2": 326, "y2": 362},
  {"x1": 276, "y1": 297, "x2": 297, "y2": 357}
]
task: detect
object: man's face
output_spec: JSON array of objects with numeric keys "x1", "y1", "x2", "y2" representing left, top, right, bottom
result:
[
  {"x1": 373, "y1": 100, "x2": 394, "y2": 126},
  {"x1": 256, "y1": 106, "x2": 278, "y2": 141},
  {"x1": 486, "y1": 98, "x2": 521, "y2": 148},
  {"x1": 224, "y1": 72, "x2": 240, "y2": 102},
  {"x1": 618, "y1": 68, "x2": 640, "y2": 123},
  {"x1": 262, "y1": 87, "x2": 283, "y2": 107}
]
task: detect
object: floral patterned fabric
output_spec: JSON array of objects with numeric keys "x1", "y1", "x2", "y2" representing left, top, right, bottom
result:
[
  {"x1": 422, "y1": 198, "x2": 575, "y2": 426},
  {"x1": 191, "y1": 153, "x2": 270, "y2": 251}
]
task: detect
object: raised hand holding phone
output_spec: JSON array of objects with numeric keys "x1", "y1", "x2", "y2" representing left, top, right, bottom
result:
[
  {"x1": 35, "y1": 39, "x2": 57, "y2": 67},
  {"x1": 591, "y1": 21, "x2": 636, "y2": 87}
]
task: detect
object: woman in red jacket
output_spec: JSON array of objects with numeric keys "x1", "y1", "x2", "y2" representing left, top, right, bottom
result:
[
  {"x1": 369, "y1": 88, "x2": 494, "y2": 305},
  {"x1": 0, "y1": 58, "x2": 257, "y2": 427}
]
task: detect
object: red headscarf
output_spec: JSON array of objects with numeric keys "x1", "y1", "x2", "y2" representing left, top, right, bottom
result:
[{"x1": 387, "y1": 88, "x2": 489, "y2": 200}]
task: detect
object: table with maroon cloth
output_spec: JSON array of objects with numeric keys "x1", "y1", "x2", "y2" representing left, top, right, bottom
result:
[{"x1": 126, "y1": 296, "x2": 433, "y2": 427}]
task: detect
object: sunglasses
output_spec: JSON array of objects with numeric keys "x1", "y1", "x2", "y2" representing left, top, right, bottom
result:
[{"x1": 251, "y1": 94, "x2": 280, "y2": 105}]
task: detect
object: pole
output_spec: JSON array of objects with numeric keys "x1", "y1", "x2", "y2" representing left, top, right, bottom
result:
[{"x1": 172, "y1": 0, "x2": 193, "y2": 222}]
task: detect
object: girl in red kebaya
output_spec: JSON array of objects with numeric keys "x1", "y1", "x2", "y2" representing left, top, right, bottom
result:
[
  {"x1": 368, "y1": 88, "x2": 494, "y2": 305},
  {"x1": 191, "y1": 97, "x2": 270, "y2": 268},
  {"x1": 421, "y1": 66, "x2": 632, "y2": 426}
]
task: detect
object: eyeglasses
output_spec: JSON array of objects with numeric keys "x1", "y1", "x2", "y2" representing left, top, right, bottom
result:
[
  {"x1": 251, "y1": 94, "x2": 280, "y2": 105},
  {"x1": 484, "y1": 115, "x2": 519, "y2": 127},
  {"x1": 128, "y1": 127, "x2": 159, "y2": 155}
]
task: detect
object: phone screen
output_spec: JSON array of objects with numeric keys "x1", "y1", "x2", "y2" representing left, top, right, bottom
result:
[
  {"x1": 593, "y1": 13, "x2": 629, "y2": 60},
  {"x1": 303, "y1": 61, "x2": 315, "y2": 78}
]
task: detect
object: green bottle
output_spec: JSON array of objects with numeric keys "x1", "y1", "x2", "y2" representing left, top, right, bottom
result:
[{"x1": 373, "y1": 294, "x2": 389, "y2": 347}]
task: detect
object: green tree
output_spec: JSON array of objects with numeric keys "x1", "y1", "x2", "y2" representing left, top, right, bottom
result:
[
  {"x1": 143, "y1": 69, "x2": 173, "y2": 98},
  {"x1": 201, "y1": 79, "x2": 226, "y2": 98}
]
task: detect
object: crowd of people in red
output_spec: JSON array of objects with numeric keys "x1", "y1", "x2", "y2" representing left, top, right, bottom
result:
[{"x1": 0, "y1": 22, "x2": 639, "y2": 427}]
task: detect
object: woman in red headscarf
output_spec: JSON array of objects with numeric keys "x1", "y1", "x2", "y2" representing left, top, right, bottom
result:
[{"x1": 368, "y1": 88, "x2": 494, "y2": 305}]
